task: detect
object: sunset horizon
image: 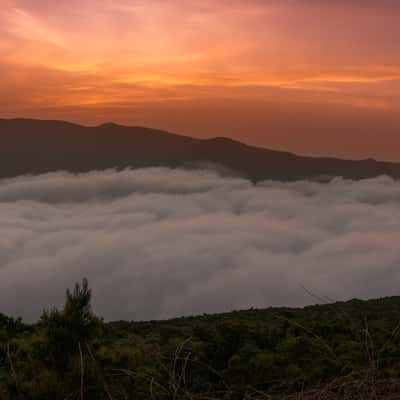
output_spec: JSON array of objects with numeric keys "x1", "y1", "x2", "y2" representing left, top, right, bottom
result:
[{"x1": 2, "y1": 0, "x2": 399, "y2": 160}]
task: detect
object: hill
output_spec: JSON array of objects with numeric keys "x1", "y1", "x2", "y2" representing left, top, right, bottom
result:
[
  {"x1": 2, "y1": 284, "x2": 400, "y2": 399},
  {"x1": 2, "y1": 118, "x2": 400, "y2": 181}
]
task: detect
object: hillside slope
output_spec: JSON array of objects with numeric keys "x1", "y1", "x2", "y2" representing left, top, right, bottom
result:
[
  {"x1": 2, "y1": 118, "x2": 400, "y2": 181},
  {"x1": 3, "y1": 293, "x2": 400, "y2": 399}
]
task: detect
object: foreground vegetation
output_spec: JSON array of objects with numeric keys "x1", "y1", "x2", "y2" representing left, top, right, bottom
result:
[{"x1": 2, "y1": 280, "x2": 400, "y2": 399}]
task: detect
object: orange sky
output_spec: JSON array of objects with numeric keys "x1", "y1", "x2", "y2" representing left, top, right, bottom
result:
[{"x1": 1, "y1": 0, "x2": 400, "y2": 160}]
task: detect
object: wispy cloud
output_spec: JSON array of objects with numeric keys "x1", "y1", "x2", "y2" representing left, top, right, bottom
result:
[{"x1": 1, "y1": 1, "x2": 399, "y2": 105}]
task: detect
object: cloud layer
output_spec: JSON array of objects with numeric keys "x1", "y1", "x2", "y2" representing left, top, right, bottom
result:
[{"x1": 1, "y1": 168, "x2": 400, "y2": 322}]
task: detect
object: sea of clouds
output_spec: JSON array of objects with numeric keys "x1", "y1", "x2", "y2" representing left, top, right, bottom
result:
[{"x1": 1, "y1": 167, "x2": 400, "y2": 322}]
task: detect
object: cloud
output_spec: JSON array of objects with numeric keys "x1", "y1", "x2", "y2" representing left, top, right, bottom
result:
[{"x1": 1, "y1": 168, "x2": 400, "y2": 322}]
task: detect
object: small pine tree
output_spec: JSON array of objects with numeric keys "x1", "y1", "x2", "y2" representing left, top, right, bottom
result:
[
  {"x1": 41, "y1": 278, "x2": 100, "y2": 360},
  {"x1": 63, "y1": 278, "x2": 96, "y2": 345}
]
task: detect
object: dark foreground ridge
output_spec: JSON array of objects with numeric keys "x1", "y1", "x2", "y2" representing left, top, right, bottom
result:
[
  {"x1": 2, "y1": 280, "x2": 400, "y2": 399},
  {"x1": 2, "y1": 118, "x2": 400, "y2": 181}
]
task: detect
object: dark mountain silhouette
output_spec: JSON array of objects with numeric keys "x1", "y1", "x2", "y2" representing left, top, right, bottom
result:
[{"x1": 1, "y1": 118, "x2": 400, "y2": 181}]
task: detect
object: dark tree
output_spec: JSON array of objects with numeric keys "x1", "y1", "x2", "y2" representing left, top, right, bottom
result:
[{"x1": 41, "y1": 278, "x2": 100, "y2": 360}]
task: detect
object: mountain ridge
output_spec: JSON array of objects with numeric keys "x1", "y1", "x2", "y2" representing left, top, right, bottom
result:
[{"x1": 1, "y1": 117, "x2": 399, "y2": 181}]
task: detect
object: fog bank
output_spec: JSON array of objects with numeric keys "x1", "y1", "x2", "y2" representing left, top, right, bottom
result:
[{"x1": 1, "y1": 168, "x2": 400, "y2": 321}]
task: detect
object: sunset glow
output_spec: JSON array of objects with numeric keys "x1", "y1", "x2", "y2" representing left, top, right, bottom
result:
[{"x1": 1, "y1": 0, "x2": 400, "y2": 159}]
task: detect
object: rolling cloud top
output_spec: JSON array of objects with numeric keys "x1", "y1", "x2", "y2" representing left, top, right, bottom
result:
[{"x1": 1, "y1": 167, "x2": 400, "y2": 321}]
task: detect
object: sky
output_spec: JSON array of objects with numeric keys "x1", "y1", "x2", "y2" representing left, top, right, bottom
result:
[
  {"x1": 1, "y1": 0, "x2": 400, "y2": 160},
  {"x1": 2, "y1": 167, "x2": 400, "y2": 321}
]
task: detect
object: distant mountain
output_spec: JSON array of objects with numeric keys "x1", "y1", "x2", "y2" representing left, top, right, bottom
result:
[{"x1": 1, "y1": 118, "x2": 400, "y2": 181}]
